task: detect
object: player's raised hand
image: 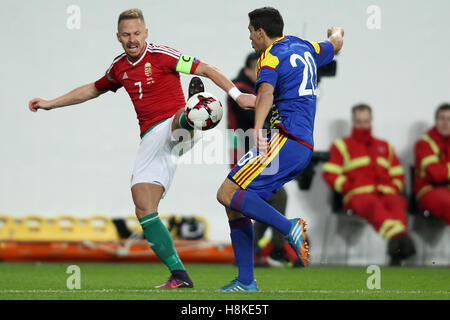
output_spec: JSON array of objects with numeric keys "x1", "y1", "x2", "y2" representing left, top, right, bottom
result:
[
  {"x1": 327, "y1": 27, "x2": 344, "y2": 54},
  {"x1": 328, "y1": 26, "x2": 344, "y2": 38},
  {"x1": 29, "y1": 98, "x2": 53, "y2": 112},
  {"x1": 236, "y1": 93, "x2": 256, "y2": 110}
]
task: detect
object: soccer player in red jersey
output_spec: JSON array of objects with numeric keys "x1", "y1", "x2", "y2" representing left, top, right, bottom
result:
[{"x1": 28, "y1": 8, "x2": 255, "y2": 289}]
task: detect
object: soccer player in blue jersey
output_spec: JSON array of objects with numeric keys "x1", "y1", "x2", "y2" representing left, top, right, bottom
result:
[{"x1": 216, "y1": 7, "x2": 344, "y2": 291}]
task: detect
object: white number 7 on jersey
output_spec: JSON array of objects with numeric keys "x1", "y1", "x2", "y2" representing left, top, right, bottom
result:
[
  {"x1": 134, "y1": 81, "x2": 143, "y2": 100},
  {"x1": 290, "y1": 52, "x2": 317, "y2": 96}
]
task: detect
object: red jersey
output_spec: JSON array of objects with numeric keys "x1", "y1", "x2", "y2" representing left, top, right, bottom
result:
[{"x1": 95, "y1": 42, "x2": 200, "y2": 137}]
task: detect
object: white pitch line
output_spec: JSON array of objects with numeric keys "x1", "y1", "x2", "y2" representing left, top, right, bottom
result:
[{"x1": 0, "y1": 289, "x2": 449, "y2": 295}]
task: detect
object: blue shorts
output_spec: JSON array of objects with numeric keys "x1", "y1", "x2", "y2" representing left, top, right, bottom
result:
[{"x1": 227, "y1": 132, "x2": 313, "y2": 200}]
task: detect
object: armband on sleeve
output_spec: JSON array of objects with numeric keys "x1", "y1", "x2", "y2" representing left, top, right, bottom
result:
[{"x1": 175, "y1": 54, "x2": 200, "y2": 74}]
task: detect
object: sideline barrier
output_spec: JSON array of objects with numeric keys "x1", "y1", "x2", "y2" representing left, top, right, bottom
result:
[
  {"x1": 0, "y1": 214, "x2": 233, "y2": 263},
  {"x1": 125, "y1": 215, "x2": 208, "y2": 240},
  {"x1": 0, "y1": 240, "x2": 234, "y2": 263},
  {"x1": 0, "y1": 215, "x2": 120, "y2": 242}
]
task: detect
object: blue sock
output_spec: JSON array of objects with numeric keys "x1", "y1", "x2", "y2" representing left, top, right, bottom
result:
[
  {"x1": 229, "y1": 217, "x2": 254, "y2": 286},
  {"x1": 231, "y1": 189, "x2": 291, "y2": 236}
]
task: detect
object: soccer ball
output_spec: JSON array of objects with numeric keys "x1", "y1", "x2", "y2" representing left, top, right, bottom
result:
[{"x1": 185, "y1": 92, "x2": 223, "y2": 130}]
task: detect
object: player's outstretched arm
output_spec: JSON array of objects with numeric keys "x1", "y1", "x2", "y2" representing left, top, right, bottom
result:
[
  {"x1": 254, "y1": 82, "x2": 275, "y2": 156},
  {"x1": 194, "y1": 61, "x2": 256, "y2": 109},
  {"x1": 327, "y1": 27, "x2": 344, "y2": 54},
  {"x1": 29, "y1": 82, "x2": 104, "y2": 112}
]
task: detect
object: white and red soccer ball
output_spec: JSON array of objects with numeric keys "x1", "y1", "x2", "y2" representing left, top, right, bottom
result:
[{"x1": 185, "y1": 92, "x2": 223, "y2": 130}]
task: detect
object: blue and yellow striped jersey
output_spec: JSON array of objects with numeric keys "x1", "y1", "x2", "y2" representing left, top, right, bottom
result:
[{"x1": 255, "y1": 35, "x2": 334, "y2": 148}]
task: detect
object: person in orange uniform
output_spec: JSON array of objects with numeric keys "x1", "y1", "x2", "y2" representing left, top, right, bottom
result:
[
  {"x1": 414, "y1": 103, "x2": 450, "y2": 224},
  {"x1": 322, "y1": 104, "x2": 416, "y2": 265}
]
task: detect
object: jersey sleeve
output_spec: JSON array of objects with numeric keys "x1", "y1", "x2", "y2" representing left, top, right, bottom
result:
[
  {"x1": 175, "y1": 54, "x2": 201, "y2": 74},
  {"x1": 94, "y1": 63, "x2": 122, "y2": 92},
  {"x1": 156, "y1": 45, "x2": 200, "y2": 74},
  {"x1": 307, "y1": 40, "x2": 335, "y2": 68},
  {"x1": 255, "y1": 50, "x2": 280, "y2": 92}
]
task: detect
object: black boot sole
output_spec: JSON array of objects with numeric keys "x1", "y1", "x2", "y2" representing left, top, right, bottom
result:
[{"x1": 188, "y1": 76, "x2": 205, "y2": 99}]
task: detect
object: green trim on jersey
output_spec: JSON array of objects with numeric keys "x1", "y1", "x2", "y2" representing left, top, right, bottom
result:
[
  {"x1": 175, "y1": 54, "x2": 195, "y2": 74},
  {"x1": 106, "y1": 73, "x2": 114, "y2": 81},
  {"x1": 141, "y1": 118, "x2": 171, "y2": 139}
]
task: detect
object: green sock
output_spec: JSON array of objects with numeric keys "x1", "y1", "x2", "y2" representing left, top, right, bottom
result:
[
  {"x1": 178, "y1": 111, "x2": 194, "y2": 130},
  {"x1": 139, "y1": 212, "x2": 185, "y2": 272}
]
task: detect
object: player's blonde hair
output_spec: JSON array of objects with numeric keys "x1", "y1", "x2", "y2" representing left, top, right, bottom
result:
[{"x1": 118, "y1": 8, "x2": 145, "y2": 27}]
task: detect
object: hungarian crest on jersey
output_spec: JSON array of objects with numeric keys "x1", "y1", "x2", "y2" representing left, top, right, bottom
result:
[{"x1": 144, "y1": 62, "x2": 152, "y2": 77}]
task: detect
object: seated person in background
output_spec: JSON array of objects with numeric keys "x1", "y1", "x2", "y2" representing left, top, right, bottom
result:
[
  {"x1": 322, "y1": 104, "x2": 415, "y2": 266},
  {"x1": 413, "y1": 103, "x2": 450, "y2": 224}
]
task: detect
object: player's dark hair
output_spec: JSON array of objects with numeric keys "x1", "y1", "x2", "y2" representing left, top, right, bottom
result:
[
  {"x1": 435, "y1": 103, "x2": 450, "y2": 120},
  {"x1": 352, "y1": 103, "x2": 372, "y2": 116},
  {"x1": 248, "y1": 7, "x2": 284, "y2": 38},
  {"x1": 245, "y1": 52, "x2": 260, "y2": 69}
]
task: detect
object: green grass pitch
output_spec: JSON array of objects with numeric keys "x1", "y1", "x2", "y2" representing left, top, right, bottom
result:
[{"x1": 0, "y1": 263, "x2": 448, "y2": 300}]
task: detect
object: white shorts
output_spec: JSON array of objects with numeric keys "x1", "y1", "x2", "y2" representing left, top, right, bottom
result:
[{"x1": 130, "y1": 115, "x2": 201, "y2": 198}]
